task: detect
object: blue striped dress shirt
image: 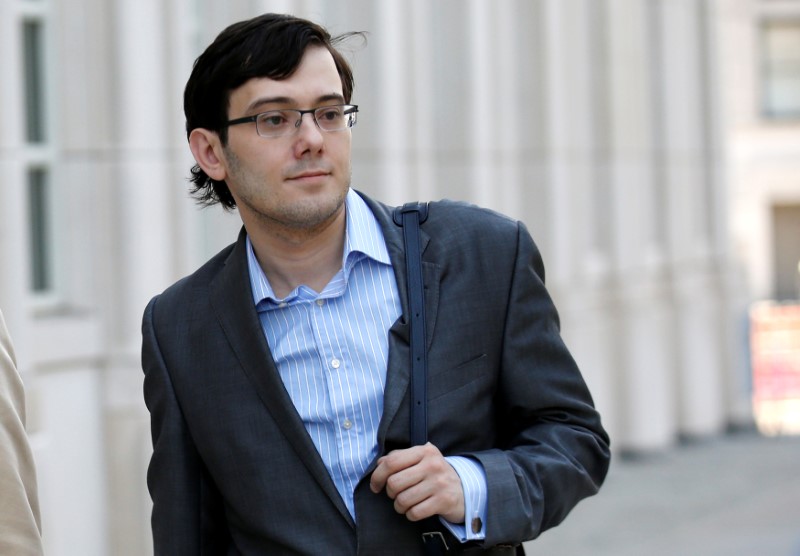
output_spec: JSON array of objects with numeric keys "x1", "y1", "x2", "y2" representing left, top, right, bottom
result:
[{"x1": 246, "y1": 189, "x2": 486, "y2": 541}]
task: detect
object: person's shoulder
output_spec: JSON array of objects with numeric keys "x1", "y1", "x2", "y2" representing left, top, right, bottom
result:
[
  {"x1": 358, "y1": 190, "x2": 515, "y2": 227},
  {"x1": 426, "y1": 199, "x2": 520, "y2": 236},
  {"x1": 150, "y1": 240, "x2": 237, "y2": 308}
]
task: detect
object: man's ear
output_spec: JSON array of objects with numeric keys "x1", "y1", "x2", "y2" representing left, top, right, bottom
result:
[{"x1": 188, "y1": 128, "x2": 227, "y2": 181}]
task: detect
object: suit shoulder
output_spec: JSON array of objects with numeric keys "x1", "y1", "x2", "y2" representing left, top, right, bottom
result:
[
  {"x1": 426, "y1": 199, "x2": 521, "y2": 239},
  {"x1": 149, "y1": 241, "x2": 236, "y2": 311}
]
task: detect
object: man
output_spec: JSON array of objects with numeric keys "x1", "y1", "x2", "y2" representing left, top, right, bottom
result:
[
  {"x1": 142, "y1": 13, "x2": 610, "y2": 555},
  {"x1": 0, "y1": 310, "x2": 44, "y2": 556}
]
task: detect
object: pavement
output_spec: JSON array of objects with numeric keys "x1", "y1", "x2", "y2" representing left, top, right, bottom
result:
[{"x1": 523, "y1": 430, "x2": 800, "y2": 556}]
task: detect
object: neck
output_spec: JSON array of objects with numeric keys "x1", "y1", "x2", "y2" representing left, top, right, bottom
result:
[{"x1": 246, "y1": 206, "x2": 347, "y2": 299}]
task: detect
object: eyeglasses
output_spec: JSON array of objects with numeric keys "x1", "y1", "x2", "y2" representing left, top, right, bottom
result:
[{"x1": 224, "y1": 104, "x2": 358, "y2": 138}]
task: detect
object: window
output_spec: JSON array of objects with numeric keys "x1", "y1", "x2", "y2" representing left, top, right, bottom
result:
[
  {"x1": 27, "y1": 168, "x2": 52, "y2": 292},
  {"x1": 772, "y1": 204, "x2": 800, "y2": 300},
  {"x1": 20, "y1": 6, "x2": 56, "y2": 295},
  {"x1": 761, "y1": 21, "x2": 800, "y2": 119},
  {"x1": 23, "y1": 19, "x2": 46, "y2": 143}
]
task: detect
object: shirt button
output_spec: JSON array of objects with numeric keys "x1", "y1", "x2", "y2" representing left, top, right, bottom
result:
[
  {"x1": 342, "y1": 419, "x2": 353, "y2": 430},
  {"x1": 331, "y1": 358, "x2": 341, "y2": 369},
  {"x1": 316, "y1": 299, "x2": 325, "y2": 307}
]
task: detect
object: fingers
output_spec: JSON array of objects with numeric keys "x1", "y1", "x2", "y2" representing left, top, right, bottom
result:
[
  {"x1": 390, "y1": 463, "x2": 461, "y2": 522},
  {"x1": 369, "y1": 443, "x2": 465, "y2": 523},
  {"x1": 395, "y1": 490, "x2": 442, "y2": 522},
  {"x1": 369, "y1": 443, "x2": 427, "y2": 494}
]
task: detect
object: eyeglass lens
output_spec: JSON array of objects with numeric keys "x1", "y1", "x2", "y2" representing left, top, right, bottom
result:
[{"x1": 255, "y1": 105, "x2": 356, "y2": 137}]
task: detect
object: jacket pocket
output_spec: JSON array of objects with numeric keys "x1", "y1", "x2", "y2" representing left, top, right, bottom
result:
[{"x1": 428, "y1": 353, "x2": 488, "y2": 401}]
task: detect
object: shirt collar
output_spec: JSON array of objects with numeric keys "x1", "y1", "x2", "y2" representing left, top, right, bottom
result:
[{"x1": 247, "y1": 188, "x2": 392, "y2": 307}]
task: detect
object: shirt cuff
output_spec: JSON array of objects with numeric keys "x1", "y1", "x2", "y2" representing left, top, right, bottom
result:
[{"x1": 440, "y1": 455, "x2": 487, "y2": 542}]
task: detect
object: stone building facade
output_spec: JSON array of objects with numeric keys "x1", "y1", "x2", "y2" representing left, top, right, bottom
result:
[{"x1": 0, "y1": 1, "x2": 759, "y2": 554}]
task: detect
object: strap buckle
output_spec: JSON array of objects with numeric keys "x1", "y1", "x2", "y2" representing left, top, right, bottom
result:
[
  {"x1": 392, "y1": 201, "x2": 429, "y2": 225},
  {"x1": 422, "y1": 531, "x2": 451, "y2": 555}
]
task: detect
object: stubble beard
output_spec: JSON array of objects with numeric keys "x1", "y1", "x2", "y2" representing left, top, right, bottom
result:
[{"x1": 225, "y1": 147, "x2": 351, "y2": 241}]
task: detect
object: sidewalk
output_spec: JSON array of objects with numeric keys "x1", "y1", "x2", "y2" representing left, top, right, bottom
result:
[{"x1": 525, "y1": 431, "x2": 800, "y2": 556}]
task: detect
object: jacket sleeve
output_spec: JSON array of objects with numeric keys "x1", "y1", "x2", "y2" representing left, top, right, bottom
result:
[
  {"x1": 142, "y1": 296, "x2": 231, "y2": 555},
  {"x1": 471, "y1": 221, "x2": 611, "y2": 545},
  {"x1": 0, "y1": 310, "x2": 43, "y2": 556}
]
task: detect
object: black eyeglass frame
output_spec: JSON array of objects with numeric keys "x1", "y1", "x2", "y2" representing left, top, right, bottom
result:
[{"x1": 223, "y1": 104, "x2": 359, "y2": 137}]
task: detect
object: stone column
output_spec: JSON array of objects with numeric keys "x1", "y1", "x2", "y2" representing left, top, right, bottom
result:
[
  {"x1": 711, "y1": 0, "x2": 757, "y2": 428},
  {"x1": 538, "y1": 0, "x2": 622, "y2": 446},
  {"x1": 606, "y1": 0, "x2": 678, "y2": 451},
  {"x1": 541, "y1": 0, "x2": 575, "y2": 285},
  {"x1": 409, "y1": 0, "x2": 437, "y2": 200},
  {"x1": 657, "y1": 0, "x2": 726, "y2": 438},
  {"x1": 375, "y1": 0, "x2": 412, "y2": 205},
  {"x1": 0, "y1": 1, "x2": 32, "y2": 370},
  {"x1": 466, "y1": 0, "x2": 494, "y2": 209},
  {"x1": 106, "y1": 0, "x2": 176, "y2": 554}
]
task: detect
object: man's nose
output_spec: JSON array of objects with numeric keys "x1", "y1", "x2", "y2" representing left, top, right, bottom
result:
[{"x1": 293, "y1": 112, "x2": 325, "y2": 152}]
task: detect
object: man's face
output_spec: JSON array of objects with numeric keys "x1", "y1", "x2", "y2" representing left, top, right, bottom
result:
[{"x1": 221, "y1": 46, "x2": 352, "y2": 234}]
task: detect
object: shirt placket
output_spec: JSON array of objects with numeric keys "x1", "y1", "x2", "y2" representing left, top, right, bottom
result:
[{"x1": 309, "y1": 295, "x2": 363, "y2": 512}]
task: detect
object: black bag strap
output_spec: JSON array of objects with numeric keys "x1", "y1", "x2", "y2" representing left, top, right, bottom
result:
[{"x1": 393, "y1": 202, "x2": 429, "y2": 446}]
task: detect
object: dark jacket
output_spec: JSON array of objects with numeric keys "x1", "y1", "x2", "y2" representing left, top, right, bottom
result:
[{"x1": 142, "y1": 192, "x2": 610, "y2": 555}]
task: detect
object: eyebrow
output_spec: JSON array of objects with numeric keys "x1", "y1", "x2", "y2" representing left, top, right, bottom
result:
[{"x1": 245, "y1": 93, "x2": 346, "y2": 114}]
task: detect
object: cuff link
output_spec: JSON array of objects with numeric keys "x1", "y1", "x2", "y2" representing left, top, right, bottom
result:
[{"x1": 471, "y1": 517, "x2": 483, "y2": 534}]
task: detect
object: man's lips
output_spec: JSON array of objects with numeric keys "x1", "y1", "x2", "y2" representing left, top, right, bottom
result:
[{"x1": 287, "y1": 170, "x2": 330, "y2": 180}]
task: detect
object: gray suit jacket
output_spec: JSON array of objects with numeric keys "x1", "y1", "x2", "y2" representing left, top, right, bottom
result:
[{"x1": 142, "y1": 192, "x2": 610, "y2": 555}]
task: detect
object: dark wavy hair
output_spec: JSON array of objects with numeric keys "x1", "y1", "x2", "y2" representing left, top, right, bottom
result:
[{"x1": 184, "y1": 13, "x2": 361, "y2": 209}]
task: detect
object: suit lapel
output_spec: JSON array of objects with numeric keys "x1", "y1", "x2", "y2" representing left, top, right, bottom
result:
[
  {"x1": 208, "y1": 229, "x2": 354, "y2": 526},
  {"x1": 358, "y1": 194, "x2": 441, "y2": 449}
]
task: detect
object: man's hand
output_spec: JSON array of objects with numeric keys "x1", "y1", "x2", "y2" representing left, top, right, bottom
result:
[{"x1": 369, "y1": 442, "x2": 465, "y2": 524}]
